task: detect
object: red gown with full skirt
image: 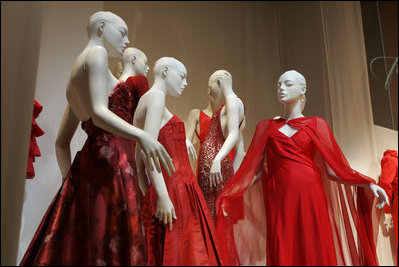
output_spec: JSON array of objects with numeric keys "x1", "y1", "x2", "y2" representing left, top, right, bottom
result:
[
  {"x1": 142, "y1": 115, "x2": 222, "y2": 266},
  {"x1": 216, "y1": 117, "x2": 379, "y2": 266},
  {"x1": 20, "y1": 76, "x2": 149, "y2": 266}
]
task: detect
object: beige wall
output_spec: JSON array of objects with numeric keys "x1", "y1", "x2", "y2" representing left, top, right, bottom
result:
[{"x1": 1, "y1": 1, "x2": 44, "y2": 265}]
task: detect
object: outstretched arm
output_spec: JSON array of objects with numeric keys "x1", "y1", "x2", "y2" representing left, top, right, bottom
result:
[
  {"x1": 55, "y1": 104, "x2": 79, "y2": 180},
  {"x1": 324, "y1": 162, "x2": 389, "y2": 209},
  {"x1": 85, "y1": 46, "x2": 174, "y2": 175},
  {"x1": 141, "y1": 91, "x2": 177, "y2": 230},
  {"x1": 210, "y1": 96, "x2": 243, "y2": 187}
]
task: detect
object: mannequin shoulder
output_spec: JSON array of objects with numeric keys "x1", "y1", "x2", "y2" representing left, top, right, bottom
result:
[{"x1": 85, "y1": 46, "x2": 108, "y2": 68}]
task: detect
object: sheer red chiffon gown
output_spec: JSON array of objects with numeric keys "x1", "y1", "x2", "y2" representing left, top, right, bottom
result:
[
  {"x1": 142, "y1": 115, "x2": 222, "y2": 266},
  {"x1": 20, "y1": 76, "x2": 149, "y2": 266},
  {"x1": 195, "y1": 110, "x2": 235, "y2": 179},
  {"x1": 216, "y1": 117, "x2": 379, "y2": 266}
]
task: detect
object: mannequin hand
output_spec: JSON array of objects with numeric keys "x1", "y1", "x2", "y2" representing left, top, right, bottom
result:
[
  {"x1": 210, "y1": 159, "x2": 222, "y2": 188},
  {"x1": 139, "y1": 132, "x2": 175, "y2": 176},
  {"x1": 186, "y1": 139, "x2": 197, "y2": 162},
  {"x1": 217, "y1": 73, "x2": 232, "y2": 90},
  {"x1": 370, "y1": 183, "x2": 390, "y2": 209},
  {"x1": 156, "y1": 195, "x2": 177, "y2": 231}
]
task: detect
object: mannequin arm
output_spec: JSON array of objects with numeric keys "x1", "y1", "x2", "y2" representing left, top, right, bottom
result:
[
  {"x1": 185, "y1": 109, "x2": 199, "y2": 163},
  {"x1": 324, "y1": 161, "x2": 389, "y2": 208},
  {"x1": 210, "y1": 96, "x2": 243, "y2": 187},
  {"x1": 55, "y1": 104, "x2": 79, "y2": 180},
  {"x1": 185, "y1": 109, "x2": 199, "y2": 143},
  {"x1": 142, "y1": 90, "x2": 177, "y2": 230},
  {"x1": 233, "y1": 131, "x2": 245, "y2": 172},
  {"x1": 135, "y1": 142, "x2": 150, "y2": 196},
  {"x1": 86, "y1": 46, "x2": 174, "y2": 175}
]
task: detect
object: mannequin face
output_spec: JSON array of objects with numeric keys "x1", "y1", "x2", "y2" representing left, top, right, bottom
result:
[
  {"x1": 165, "y1": 64, "x2": 188, "y2": 97},
  {"x1": 207, "y1": 77, "x2": 223, "y2": 102},
  {"x1": 102, "y1": 19, "x2": 129, "y2": 58},
  {"x1": 277, "y1": 71, "x2": 306, "y2": 104},
  {"x1": 135, "y1": 53, "x2": 149, "y2": 76}
]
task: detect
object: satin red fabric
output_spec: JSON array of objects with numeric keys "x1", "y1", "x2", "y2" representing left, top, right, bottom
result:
[
  {"x1": 27, "y1": 100, "x2": 45, "y2": 179},
  {"x1": 21, "y1": 77, "x2": 149, "y2": 265},
  {"x1": 216, "y1": 117, "x2": 379, "y2": 266},
  {"x1": 378, "y1": 149, "x2": 398, "y2": 260},
  {"x1": 142, "y1": 115, "x2": 222, "y2": 266}
]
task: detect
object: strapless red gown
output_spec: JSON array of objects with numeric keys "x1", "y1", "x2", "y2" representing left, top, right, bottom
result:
[
  {"x1": 142, "y1": 115, "x2": 222, "y2": 266},
  {"x1": 20, "y1": 76, "x2": 149, "y2": 266}
]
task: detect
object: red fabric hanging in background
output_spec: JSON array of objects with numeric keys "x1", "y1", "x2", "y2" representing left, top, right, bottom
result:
[{"x1": 26, "y1": 100, "x2": 45, "y2": 179}]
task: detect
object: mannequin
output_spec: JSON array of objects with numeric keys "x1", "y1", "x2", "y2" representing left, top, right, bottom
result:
[
  {"x1": 119, "y1": 47, "x2": 149, "y2": 82},
  {"x1": 196, "y1": 70, "x2": 245, "y2": 222},
  {"x1": 20, "y1": 11, "x2": 173, "y2": 265},
  {"x1": 133, "y1": 57, "x2": 222, "y2": 266},
  {"x1": 185, "y1": 75, "x2": 242, "y2": 173},
  {"x1": 215, "y1": 70, "x2": 390, "y2": 266}
]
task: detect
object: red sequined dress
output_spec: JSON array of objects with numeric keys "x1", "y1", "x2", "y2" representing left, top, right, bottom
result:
[
  {"x1": 20, "y1": 76, "x2": 149, "y2": 266},
  {"x1": 142, "y1": 115, "x2": 222, "y2": 266},
  {"x1": 27, "y1": 100, "x2": 45, "y2": 179},
  {"x1": 197, "y1": 105, "x2": 241, "y2": 221}
]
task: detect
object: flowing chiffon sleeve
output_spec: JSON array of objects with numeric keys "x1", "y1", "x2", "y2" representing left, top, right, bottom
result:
[{"x1": 215, "y1": 119, "x2": 280, "y2": 265}]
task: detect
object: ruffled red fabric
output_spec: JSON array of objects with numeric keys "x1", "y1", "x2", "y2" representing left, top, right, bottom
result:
[
  {"x1": 26, "y1": 100, "x2": 45, "y2": 179},
  {"x1": 378, "y1": 149, "x2": 398, "y2": 260},
  {"x1": 216, "y1": 117, "x2": 379, "y2": 266}
]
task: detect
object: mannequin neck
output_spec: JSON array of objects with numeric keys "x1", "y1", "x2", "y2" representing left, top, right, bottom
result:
[
  {"x1": 281, "y1": 99, "x2": 304, "y2": 120},
  {"x1": 205, "y1": 96, "x2": 224, "y2": 114},
  {"x1": 119, "y1": 62, "x2": 137, "y2": 81},
  {"x1": 86, "y1": 37, "x2": 104, "y2": 49},
  {"x1": 151, "y1": 78, "x2": 167, "y2": 95}
]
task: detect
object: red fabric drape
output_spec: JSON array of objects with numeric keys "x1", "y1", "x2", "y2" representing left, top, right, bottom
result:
[{"x1": 216, "y1": 117, "x2": 379, "y2": 266}]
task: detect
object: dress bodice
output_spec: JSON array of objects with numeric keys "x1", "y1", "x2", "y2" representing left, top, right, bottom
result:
[
  {"x1": 81, "y1": 75, "x2": 149, "y2": 138},
  {"x1": 195, "y1": 110, "x2": 211, "y2": 145},
  {"x1": 158, "y1": 115, "x2": 195, "y2": 183}
]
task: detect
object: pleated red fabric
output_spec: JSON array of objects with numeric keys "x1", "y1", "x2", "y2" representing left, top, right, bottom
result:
[{"x1": 142, "y1": 115, "x2": 222, "y2": 266}]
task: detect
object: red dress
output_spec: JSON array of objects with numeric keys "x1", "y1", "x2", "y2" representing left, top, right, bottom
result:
[
  {"x1": 27, "y1": 100, "x2": 45, "y2": 179},
  {"x1": 20, "y1": 76, "x2": 149, "y2": 266},
  {"x1": 142, "y1": 115, "x2": 222, "y2": 266},
  {"x1": 197, "y1": 105, "x2": 241, "y2": 221},
  {"x1": 378, "y1": 149, "x2": 398, "y2": 258},
  {"x1": 216, "y1": 117, "x2": 379, "y2": 266},
  {"x1": 195, "y1": 110, "x2": 235, "y2": 168}
]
